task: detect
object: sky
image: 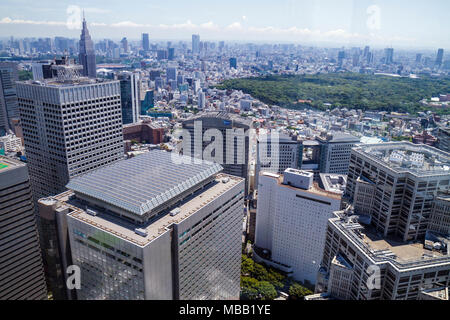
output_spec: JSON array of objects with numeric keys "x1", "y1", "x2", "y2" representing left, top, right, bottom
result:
[{"x1": 0, "y1": 0, "x2": 449, "y2": 49}]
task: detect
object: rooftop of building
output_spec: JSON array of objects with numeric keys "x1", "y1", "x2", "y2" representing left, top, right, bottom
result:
[
  {"x1": 330, "y1": 210, "x2": 449, "y2": 270},
  {"x1": 0, "y1": 156, "x2": 24, "y2": 173},
  {"x1": 55, "y1": 173, "x2": 242, "y2": 247},
  {"x1": 183, "y1": 111, "x2": 253, "y2": 127},
  {"x1": 257, "y1": 133, "x2": 297, "y2": 143},
  {"x1": 319, "y1": 173, "x2": 347, "y2": 194},
  {"x1": 66, "y1": 150, "x2": 223, "y2": 217},
  {"x1": 420, "y1": 287, "x2": 449, "y2": 300},
  {"x1": 260, "y1": 171, "x2": 341, "y2": 200},
  {"x1": 19, "y1": 77, "x2": 118, "y2": 88},
  {"x1": 353, "y1": 142, "x2": 450, "y2": 176},
  {"x1": 316, "y1": 131, "x2": 360, "y2": 143}
]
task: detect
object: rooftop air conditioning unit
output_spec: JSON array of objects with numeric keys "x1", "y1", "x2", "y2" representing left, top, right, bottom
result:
[
  {"x1": 86, "y1": 208, "x2": 98, "y2": 216},
  {"x1": 135, "y1": 228, "x2": 148, "y2": 237},
  {"x1": 170, "y1": 208, "x2": 181, "y2": 217}
]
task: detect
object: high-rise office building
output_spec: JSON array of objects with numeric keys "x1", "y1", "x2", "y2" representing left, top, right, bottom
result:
[
  {"x1": 16, "y1": 67, "x2": 124, "y2": 200},
  {"x1": 337, "y1": 51, "x2": 345, "y2": 67},
  {"x1": 436, "y1": 125, "x2": 450, "y2": 153},
  {"x1": 0, "y1": 62, "x2": 19, "y2": 136},
  {"x1": 254, "y1": 169, "x2": 341, "y2": 284},
  {"x1": 384, "y1": 48, "x2": 394, "y2": 64},
  {"x1": 317, "y1": 132, "x2": 360, "y2": 175},
  {"x1": 192, "y1": 34, "x2": 200, "y2": 55},
  {"x1": 40, "y1": 150, "x2": 245, "y2": 299},
  {"x1": 197, "y1": 90, "x2": 206, "y2": 109},
  {"x1": 157, "y1": 49, "x2": 168, "y2": 60},
  {"x1": 78, "y1": 17, "x2": 96, "y2": 78},
  {"x1": 182, "y1": 112, "x2": 252, "y2": 194},
  {"x1": 363, "y1": 46, "x2": 370, "y2": 58},
  {"x1": 121, "y1": 37, "x2": 128, "y2": 53},
  {"x1": 416, "y1": 53, "x2": 423, "y2": 64},
  {"x1": 345, "y1": 142, "x2": 450, "y2": 241},
  {"x1": 0, "y1": 156, "x2": 47, "y2": 300},
  {"x1": 142, "y1": 33, "x2": 150, "y2": 52},
  {"x1": 255, "y1": 133, "x2": 301, "y2": 187},
  {"x1": 435, "y1": 48, "x2": 444, "y2": 67},
  {"x1": 168, "y1": 48, "x2": 175, "y2": 61},
  {"x1": 315, "y1": 205, "x2": 450, "y2": 300},
  {"x1": 229, "y1": 58, "x2": 237, "y2": 69},
  {"x1": 117, "y1": 71, "x2": 141, "y2": 125},
  {"x1": 166, "y1": 67, "x2": 177, "y2": 82}
]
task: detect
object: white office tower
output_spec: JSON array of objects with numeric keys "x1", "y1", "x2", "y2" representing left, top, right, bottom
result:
[
  {"x1": 0, "y1": 156, "x2": 47, "y2": 300},
  {"x1": 197, "y1": 90, "x2": 206, "y2": 109},
  {"x1": 42, "y1": 150, "x2": 245, "y2": 300},
  {"x1": 254, "y1": 169, "x2": 341, "y2": 285},
  {"x1": 16, "y1": 69, "x2": 124, "y2": 200}
]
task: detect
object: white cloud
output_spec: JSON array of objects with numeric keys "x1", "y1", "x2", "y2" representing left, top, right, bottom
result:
[
  {"x1": 0, "y1": 16, "x2": 417, "y2": 45},
  {"x1": 0, "y1": 17, "x2": 66, "y2": 26},
  {"x1": 226, "y1": 22, "x2": 242, "y2": 30}
]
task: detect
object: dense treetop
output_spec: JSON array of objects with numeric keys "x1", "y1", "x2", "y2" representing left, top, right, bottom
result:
[{"x1": 217, "y1": 73, "x2": 450, "y2": 115}]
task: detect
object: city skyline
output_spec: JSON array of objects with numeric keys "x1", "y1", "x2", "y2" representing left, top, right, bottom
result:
[{"x1": 0, "y1": 0, "x2": 450, "y2": 49}]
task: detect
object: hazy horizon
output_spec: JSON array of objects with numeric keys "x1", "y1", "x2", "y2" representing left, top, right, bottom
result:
[{"x1": 1, "y1": 0, "x2": 449, "y2": 50}]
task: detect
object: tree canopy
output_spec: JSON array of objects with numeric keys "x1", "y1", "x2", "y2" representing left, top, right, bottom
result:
[{"x1": 217, "y1": 73, "x2": 450, "y2": 115}]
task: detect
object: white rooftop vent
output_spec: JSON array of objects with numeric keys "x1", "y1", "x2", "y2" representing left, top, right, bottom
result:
[
  {"x1": 170, "y1": 207, "x2": 181, "y2": 217},
  {"x1": 135, "y1": 228, "x2": 148, "y2": 237},
  {"x1": 222, "y1": 177, "x2": 230, "y2": 183},
  {"x1": 86, "y1": 208, "x2": 98, "y2": 216}
]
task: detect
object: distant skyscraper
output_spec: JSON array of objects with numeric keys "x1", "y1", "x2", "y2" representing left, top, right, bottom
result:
[
  {"x1": 118, "y1": 71, "x2": 141, "y2": 125},
  {"x1": 192, "y1": 34, "x2": 200, "y2": 54},
  {"x1": 41, "y1": 150, "x2": 245, "y2": 300},
  {"x1": 435, "y1": 48, "x2": 444, "y2": 67},
  {"x1": 384, "y1": 48, "x2": 394, "y2": 64},
  {"x1": 229, "y1": 57, "x2": 237, "y2": 69},
  {"x1": 78, "y1": 16, "x2": 96, "y2": 78},
  {"x1": 166, "y1": 67, "x2": 177, "y2": 82},
  {"x1": 17, "y1": 68, "x2": 124, "y2": 200},
  {"x1": 0, "y1": 156, "x2": 48, "y2": 300},
  {"x1": 142, "y1": 33, "x2": 149, "y2": 52},
  {"x1": 416, "y1": 53, "x2": 423, "y2": 64},
  {"x1": 121, "y1": 37, "x2": 128, "y2": 53},
  {"x1": 197, "y1": 90, "x2": 206, "y2": 109},
  {"x1": 337, "y1": 51, "x2": 345, "y2": 67},
  {"x1": 363, "y1": 46, "x2": 370, "y2": 58},
  {"x1": 156, "y1": 49, "x2": 168, "y2": 60},
  {"x1": 168, "y1": 47, "x2": 175, "y2": 60},
  {"x1": 0, "y1": 62, "x2": 19, "y2": 135}
]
